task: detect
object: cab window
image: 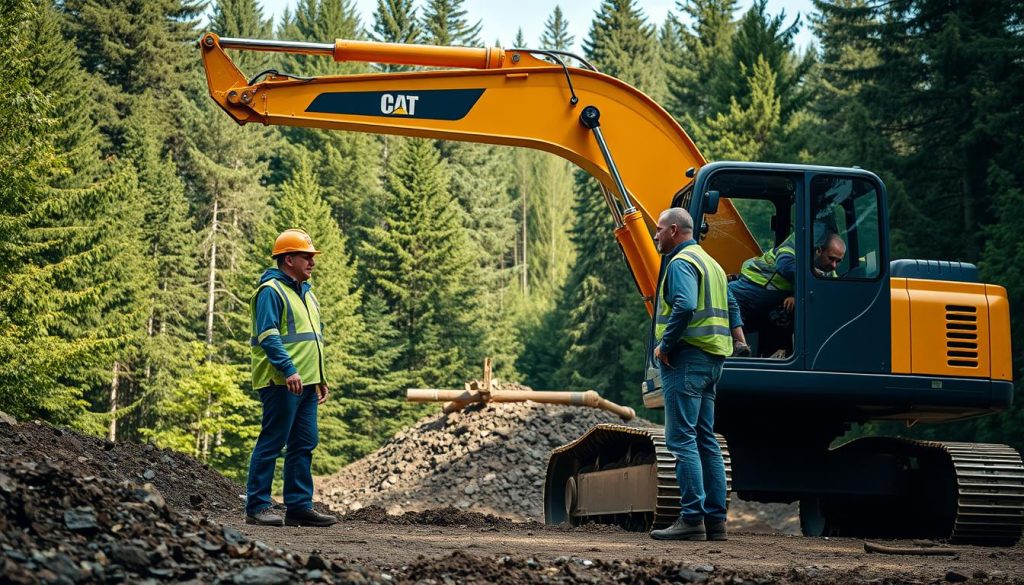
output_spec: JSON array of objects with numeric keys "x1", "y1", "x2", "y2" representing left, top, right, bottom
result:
[{"x1": 809, "y1": 175, "x2": 882, "y2": 280}]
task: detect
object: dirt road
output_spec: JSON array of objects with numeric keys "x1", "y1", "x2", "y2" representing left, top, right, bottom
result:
[{"x1": 228, "y1": 515, "x2": 1024, "y2": 583}]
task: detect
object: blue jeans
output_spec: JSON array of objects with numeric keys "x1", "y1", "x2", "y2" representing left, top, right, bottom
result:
[
  {"x1": 729, "y1": 277, "x2": 789, "y2": 332},
  {"x1": 245, "y1": 384, "x2": 319, "y2": 515},
  {"x1": 660, "y1": 347, "x2": 727, "y2": 522}
]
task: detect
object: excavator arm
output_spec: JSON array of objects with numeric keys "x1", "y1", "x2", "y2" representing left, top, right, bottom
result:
[{"x1": 199, "y1": 33, "x2": 760, "y2": 313}]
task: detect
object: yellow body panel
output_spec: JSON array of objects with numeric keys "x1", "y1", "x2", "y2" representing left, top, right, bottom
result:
[
  {"x1": 200, "y1": 34, "x2": 761, "y2": 306},
  {"x1": 890, "y1": 278, "x2": 912, "y2": 374},
  {"x1": 986, "y1": 284, "x2": 1013, "y2": 381},
  {"x1": 894, "y1": 278, "x2": 1011, "y2": 380}
]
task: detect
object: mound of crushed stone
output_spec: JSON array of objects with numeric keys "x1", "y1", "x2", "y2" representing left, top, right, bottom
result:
[
  {"x1": 317, "y1": 384, "x2": 654, "y2": 521},
  {"x1": 0, "y1": 413, "x2": 244, "y2": 515},
  {"x1": 317, "y1": 382, "x2": 799, "y2": 533}
]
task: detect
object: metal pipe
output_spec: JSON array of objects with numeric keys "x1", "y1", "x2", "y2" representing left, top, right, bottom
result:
[
  {"x1": 217, "y1": 36, "x2": 334, "y2": 56},
  {"x1": 590, "y1": 125, "x2": 637, "y2": 212}
]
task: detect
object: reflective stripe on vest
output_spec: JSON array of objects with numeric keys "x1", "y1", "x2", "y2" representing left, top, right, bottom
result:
[
  {"x1": 653, "y1": 244, "x2": 732, "y2": 357},
  {"x1": 740, "y1": 233, "x2": 796, "y2": 291},
  {"x1": 249, "y1": 279, "x2": 325, "y2": 390}
]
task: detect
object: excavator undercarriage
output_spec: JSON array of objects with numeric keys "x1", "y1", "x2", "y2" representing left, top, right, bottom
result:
[{"x1": 545, "y1": 426, "x2": 1024, "y2": 545}]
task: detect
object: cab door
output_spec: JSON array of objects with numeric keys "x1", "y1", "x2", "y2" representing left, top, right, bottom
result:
[{"x1": 801, "y1": 172, "x2": 890, "y2": 373}]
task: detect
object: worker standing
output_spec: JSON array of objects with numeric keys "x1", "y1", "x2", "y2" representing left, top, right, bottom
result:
[
  {"x1": 245, "y1": 229, "x2": 337, "y2": 527},
  {"x1": 648, "y1": 208, "x2": 734, "y2": 542}
]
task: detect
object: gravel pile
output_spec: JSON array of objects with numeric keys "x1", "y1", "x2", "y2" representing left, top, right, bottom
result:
[
  {"x1": 0, "y1": 412, "x2": 244, "y2": 515},
  {"x1": 0, "y1": 414, "x2": 377, "y2": 584},
  {"x1": 318, "y1": 383, "x2": 652, "y2": 521}
]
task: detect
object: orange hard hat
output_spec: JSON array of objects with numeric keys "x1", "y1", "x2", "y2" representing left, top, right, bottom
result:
[{"x1": 272, "y1": 229, "x2": 320, "y2": 258}]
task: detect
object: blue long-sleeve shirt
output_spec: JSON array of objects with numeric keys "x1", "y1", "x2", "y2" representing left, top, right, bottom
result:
[
  {"x1": 658, "y1": 240, "x2": 742, "y2": 355},
  {"x1": 253, "y1": 268, "x2": 315, "y2": 379}
]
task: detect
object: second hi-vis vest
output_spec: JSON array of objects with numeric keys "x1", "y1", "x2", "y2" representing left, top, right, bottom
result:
[
  {"x1": 250, "y1": 279, "x2": 325, "y2": 390},
  {"x1": 654, "y1": 244, "x2": 732, "y2": 357},
  {"x1": 740, "y1": 233, "x2": 796, "y2": 291}
]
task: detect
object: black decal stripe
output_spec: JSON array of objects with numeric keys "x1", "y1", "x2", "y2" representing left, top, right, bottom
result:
[{"x1": 306, "y1": 89, "x2": 485, "y2": 121}]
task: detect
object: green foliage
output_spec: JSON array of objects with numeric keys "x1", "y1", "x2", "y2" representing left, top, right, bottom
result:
[
  {"x1": 711, "y1": 0, "x2": 813, "y2": 122},
  {"x1": 142, "y1": 343, "x2": 258, "y2": 481},
  {"x1": 421, "y1": 0, "x2": 481, "y2": 46},
  {"x1": 540, "y1": 6, "x2": 574, "y2": 51},
  {"x1": 360, "y1": 138, "x2": 487, "y2": 392},
  {"x1": 551, "y1": 173, "x2": 650, "y2": 416},
  {"x1": 209, "y1": 0, "x2": 275, "y2": 73},
  {"x1": 371, "y1": 0, "x2": 420, "y2": 44},
  {"x1": 664, "y1": 0, "x2": 738, "y2": 121},
  {"x1": 583, "y1": 0, "x2": 665, "y2": 101},
  {"x1": 691, "y1": 55, "x2": 781, "y2": 161}
]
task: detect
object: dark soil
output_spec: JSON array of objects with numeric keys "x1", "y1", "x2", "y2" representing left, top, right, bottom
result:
[{"x1": 0, "y1": 417, "x2": 244, "y2": 515}]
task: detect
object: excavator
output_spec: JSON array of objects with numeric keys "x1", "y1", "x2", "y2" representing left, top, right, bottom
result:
[{"x1": 198, "y1": 33, "x2": 1023, "y2": 544}]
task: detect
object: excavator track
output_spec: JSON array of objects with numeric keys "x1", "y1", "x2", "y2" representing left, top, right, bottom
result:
[
  {"x1": 797, "y1": 436, "x2": 1024, "y2": 545},
  {"x1": 544, "y1": 424, "x2": 730, "y2": 530},
  {"x1": 938, "y1": 441, "x2": 1024, "y2": 544}
]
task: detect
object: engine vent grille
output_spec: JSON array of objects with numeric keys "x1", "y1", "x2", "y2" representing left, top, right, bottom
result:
[{"x1": 946, "y1": 305, "x2": 979, "y2": 368}]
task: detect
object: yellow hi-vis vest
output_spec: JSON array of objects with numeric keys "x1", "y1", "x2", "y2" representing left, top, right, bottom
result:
[
  {"x1": 249, "y1": 279, "x2": 326, "y2": 390},
  {"x1": 654, "y1": 244, "x2": 732, "y2": 357},
  {"x1": 740, "y1": 233, "x2": 796, "y2": 291}
]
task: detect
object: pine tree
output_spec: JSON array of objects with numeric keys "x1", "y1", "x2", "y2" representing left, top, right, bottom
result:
[
  {"x1": 115, "y1": 96, "x2": 201, "y2": 440},
  {"x1": 710, "y1": 0, "x2": 812, "y2": 123},
  {"x1": 279, "y1": 0, "x2": 364, "y2": 75},
  {"x1": 691, "y1": 55, "x2": 782, "y2": 161},
  {"x1": 540, "y1": 6, "x2": 574, "y2": 51},
  {"x1": 583, "y1": 0, "x2": 665, "y2": 101},
  {"x1": 61, "y1": 0, "x2": 204, "y2": 151},
  {"x1": 371, "y1": 0, "x2": 420, "y2": 44},
  {"x1": 359, "y1": 138, "x2": 488, "y2": 396},
  {"x1": 0, "y1": 1, "x2": 155, "y2": 435},
  {"x1": 421, "y1": 0, "x2": 481, "y2": 46},
  {"x1": 553, "y1": 175, "x2": 648, "y2": 413},
  {"x1": 209, "y1": 0, "x2": 275, "y2": 73},
  {"x1": 664, "y1": 0, "x2": 738, "y2": 121},
  {"x1": 276, "y1": 0, "x2": 383, "y2": 235}
]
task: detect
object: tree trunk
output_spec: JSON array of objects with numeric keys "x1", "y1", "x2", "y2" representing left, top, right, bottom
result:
[
  {"x1": 108, "y1": 362, "x2": 120, "y2": 442},
  {"x1": 522, "y1": 186, "x2": 528, "y2": 296},
  {"x1": 206, "y1": 198, "x2": 219, "y2": 348}
]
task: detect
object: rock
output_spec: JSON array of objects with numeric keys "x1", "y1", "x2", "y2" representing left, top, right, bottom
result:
[
  {"x1": 232, "y1": 566, "x2": 296, "y2": 585},
  {"x1": 945, "y1": 571, "x2": 968, "y2": 583},
  {"x1": 0, "y1": 410, "x2": 16, "y2": 426},
  {"x1": 108, "y1": 544, "x2": 149, "y2": 571},
  {"x1": 223, "y1": 525, "x2": 247, "y2": 546},
  {"x1": 0, "y1": 472, "x2": 16, "y2": 493},
  {"x1": 137, "y1": 483, "x2": 167, "y2": 510},
  {"x1": 143, "y1": 469, "x2": 156, "y2": 480},
  {"x1": 63, "y1": 507, "x2": 98, "y2": 534}
]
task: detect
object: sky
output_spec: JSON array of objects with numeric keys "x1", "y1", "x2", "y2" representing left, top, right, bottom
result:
[{"x1": 245, "y1": 0, "x2": 819, "y2": 54}]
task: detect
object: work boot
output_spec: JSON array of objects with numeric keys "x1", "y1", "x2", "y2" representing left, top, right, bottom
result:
[
  {"x1": 245, "y1": 509, "x2": 284, "y2": 526},
  {"x1": 706, "y1": 518, "x2": 728, "y2": 541},
  {"x1": 650, "y1": 517, "x2": 706, "y2": 541},
  {"x1": 732, "y1": 341, "x2": 751, "y2": 358},
  {"x1": 285, "y1": 508, "x2": 338, "y2": 527}
]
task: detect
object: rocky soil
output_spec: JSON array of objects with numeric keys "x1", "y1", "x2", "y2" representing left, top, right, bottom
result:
[
  {"x1": 2, "y1": 407, "x2": 1021, "y2": 584},
  {"x1": 0, "y1": 412, "x2": 243, "y2": 515}
]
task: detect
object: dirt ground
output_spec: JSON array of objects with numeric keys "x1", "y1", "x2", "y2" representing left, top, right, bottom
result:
[{"x1": 227, "y1": 514, "x2": 1024, "y2": 583}]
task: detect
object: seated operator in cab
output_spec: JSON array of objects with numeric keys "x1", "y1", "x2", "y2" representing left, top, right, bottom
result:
[{"x1": 729, "y1": 232, "x2": 846, "y2": 355}]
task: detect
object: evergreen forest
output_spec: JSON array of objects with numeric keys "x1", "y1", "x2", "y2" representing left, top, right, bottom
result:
[{"x1": 2, "y1": 0, "x2": 1023, "y2": 481}]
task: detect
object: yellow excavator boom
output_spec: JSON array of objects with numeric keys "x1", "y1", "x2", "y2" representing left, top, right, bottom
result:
[{"x1": 198, "y1": 33, "x2": 761, "y2": 313}]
